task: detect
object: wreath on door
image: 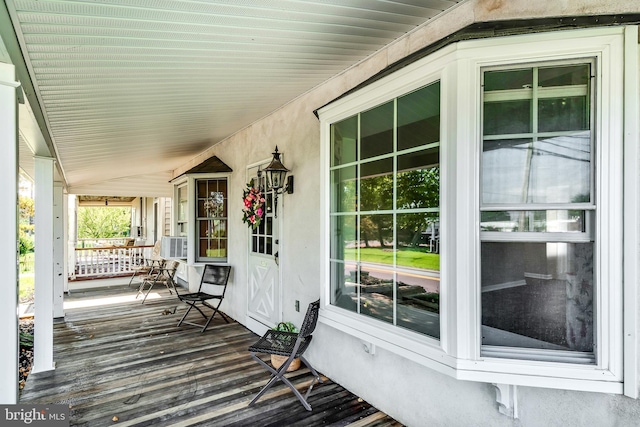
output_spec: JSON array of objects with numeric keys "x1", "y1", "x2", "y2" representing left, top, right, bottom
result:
[{"x1": 242, "y1": 181, "x2": 265, "y2": 229}]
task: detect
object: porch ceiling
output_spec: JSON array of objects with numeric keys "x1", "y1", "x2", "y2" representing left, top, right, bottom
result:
[{"x1": 5, "y1": 0, "x2": 462, "y2": 196}]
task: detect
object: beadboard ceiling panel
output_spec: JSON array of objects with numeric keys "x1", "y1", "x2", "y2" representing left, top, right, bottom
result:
[{"x1": 6, "y1": 0, "x2": 461, "y2": 195}]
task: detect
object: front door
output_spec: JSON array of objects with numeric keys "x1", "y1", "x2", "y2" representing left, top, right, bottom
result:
[{"x1": 247, "y1": 164, "x2": 280, "y2": 327}]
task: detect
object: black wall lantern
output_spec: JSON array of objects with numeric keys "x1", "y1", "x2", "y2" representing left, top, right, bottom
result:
[
  {"x1": 263, "y1": 146, "x2": 294, "y2": 195},
  {"x1": 261, "y1": 146, "x2": 293, "y2": 217}
]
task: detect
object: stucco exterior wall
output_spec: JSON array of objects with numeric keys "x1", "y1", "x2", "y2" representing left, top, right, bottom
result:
[{"x1": 172, "y1": 1, "x2": 640, "y2": 425}]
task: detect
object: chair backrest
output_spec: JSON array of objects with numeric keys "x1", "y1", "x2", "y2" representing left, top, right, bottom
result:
[
  {"x1": 150, "y1": 240, "x2": 162, "y2": 261},
  {"x1": 299, "y1": 300, "x2": 320, "y2": 339},
  {"x1": 164, "y1": 260, "x2": 179, "y2": 278},
  {"x1": 199, "y1": 264, "x2": 231, "y2": 297}
]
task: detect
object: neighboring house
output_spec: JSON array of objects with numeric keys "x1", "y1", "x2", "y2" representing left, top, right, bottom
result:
[{"x1": 1, "y1": 1, "x2": 640, "y2": 426}]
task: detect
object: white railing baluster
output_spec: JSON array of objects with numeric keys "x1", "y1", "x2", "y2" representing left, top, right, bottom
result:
[{"x1": 72, "y1": 245, "x2": 153, "y2": 279}]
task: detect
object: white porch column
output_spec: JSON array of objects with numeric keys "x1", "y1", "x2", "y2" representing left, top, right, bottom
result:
[
  {"x1": 53, "y1": 183, "x2": 65, "y2": 318},
  {"x1": 33, "y1": 156, "x2": 55, "y2": 373},
  {"x1": 67, "y1": 194, "x2": 77, "y2": 283},
  {"x1": 0, "y1": 62, "x2": 19, "y2": 404}
]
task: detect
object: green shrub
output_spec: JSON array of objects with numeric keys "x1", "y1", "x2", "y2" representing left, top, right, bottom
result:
[
  {"x1": 19, "y1": 233, "x2": 34, "y2": 256},
  {"x1": 273, "y1": 321, "x2": 298, "y2": 333}
]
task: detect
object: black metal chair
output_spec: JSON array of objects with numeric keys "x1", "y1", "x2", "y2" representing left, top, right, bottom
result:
[
  {"x1": 247, "y1": 299, "x2": 322, "y2": 411},
  {"x1": 176, "y1": 264, "x2": 231, "y2": 332}
]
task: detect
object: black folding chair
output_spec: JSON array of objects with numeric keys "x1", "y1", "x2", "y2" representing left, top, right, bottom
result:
[
  {"x1": 176, "y1": 264, "x2": 231, "y2": 332},
  {"x1": 247, "y1": 299, "x2": 322, "y2": 411}
]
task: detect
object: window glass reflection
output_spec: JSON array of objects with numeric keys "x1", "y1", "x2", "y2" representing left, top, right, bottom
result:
[
  {"x1": 331, "y1": 166, "x2": 357, "y2": 213},
  {"x1": 398, "y1": 82, "x2": 440, "y2": 150},
  {"x1": 361, "y1": 159, "x2": 393, "y2": 211},
  {"x1": 361, "y1": 101, "x2": 394, "y2": 159},
  {"x1": 397, "y1": 272, "x2": 440, "y2": 338},
  {"x1": 331, "y1": 261, "x2": 358, "y2": 313},
  {"x1": 359, "y1": 266, "x2": 394, "y2": 325},
  {"x1": 397, "y1": 149, "x2": 439, "y2": 210},
  {"x1": 331, "y1": 115, "x2": 358, "y2": 167},
  {"x1": 481, "y1": 210, "x2": 587, "y2": 233},
  {"x1": 330, "y1": 215, "x2": 357, "y2": 261}
]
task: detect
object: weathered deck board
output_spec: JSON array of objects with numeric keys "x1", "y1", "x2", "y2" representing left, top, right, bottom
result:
[{"x1": 20, "y1": 284, "x2": 403, "y2": 426}]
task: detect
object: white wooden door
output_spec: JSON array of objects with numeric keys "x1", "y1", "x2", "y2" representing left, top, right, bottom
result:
[{"x1": 247, "y1": 164, "x2": 281, "y2": 327}]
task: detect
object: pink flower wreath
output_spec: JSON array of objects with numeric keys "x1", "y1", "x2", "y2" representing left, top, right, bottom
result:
[{"x1": 242, "y1": 183, "x2": 265, "y2": 229}]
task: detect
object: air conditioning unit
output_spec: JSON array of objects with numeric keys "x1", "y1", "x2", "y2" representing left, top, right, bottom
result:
[{"x1": 161, "y1": 236, "x2": 187, "y2": 259}]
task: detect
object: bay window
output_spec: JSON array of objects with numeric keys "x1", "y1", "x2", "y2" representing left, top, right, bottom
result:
[{"x1": 319, "y1": 27, "x2": 636, "y2": 393}]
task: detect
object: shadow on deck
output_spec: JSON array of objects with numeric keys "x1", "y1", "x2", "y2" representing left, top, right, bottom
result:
[{"x1": 19, "y1": 281, "x2": 402, "y2": 427}]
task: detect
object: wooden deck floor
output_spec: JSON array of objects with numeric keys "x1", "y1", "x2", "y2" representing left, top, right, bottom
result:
[{"x1": 19, "y1": 283, "x2": 402, "y2": 427}]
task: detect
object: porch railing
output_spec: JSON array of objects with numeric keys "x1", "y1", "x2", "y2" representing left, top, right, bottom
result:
[
  {"x1": 76, "y1": 237, "x2": 141, "y2": 248},
  {"x1": 72, "y1": 245, "x2": 153, "y2": 279}
]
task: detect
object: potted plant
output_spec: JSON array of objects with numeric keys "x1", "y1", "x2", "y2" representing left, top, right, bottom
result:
[{"x1": 270, "y1": 321, "x2": 301, "y2": 372}]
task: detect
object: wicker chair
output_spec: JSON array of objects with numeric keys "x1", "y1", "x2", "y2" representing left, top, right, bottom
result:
[
  {"x1": 247, "y1": 299, "x2": 322, "y2": 411},
  {"x1": 127, "y1": 240, "x2": 162, "y2": 287},
  {"x1": 136, "y1": 259, "x2": 178, "y2": 304}
]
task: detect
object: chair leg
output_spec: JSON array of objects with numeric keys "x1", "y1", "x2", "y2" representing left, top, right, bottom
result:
[
  {"x1": 177, "y1": 299, "x2": 229, "y2": 332},
  {"x1": 141, "y1": 280, "x2": 156, "y2": 304},
  {"x1": 127, "y1": 271, "x2": 137, "y2": 287},
  {"x1": 200, "y1": 300, "x2": 229, "y2": 332},
  {"x1": 299, "y1": 356, "x2": 322, "y2": 383},
  {"x1": 299, "y1": 355, "x2": 322, "y2": 399},
  {"x1": 135, "y1": 280, "x2": 147, "y2": 299},
  {"x1": 248, "y1": 353, "x2": 316, "y2": 411},
  {"x1": 177, "y1": 303, "x2": 196, "y2": 326}
]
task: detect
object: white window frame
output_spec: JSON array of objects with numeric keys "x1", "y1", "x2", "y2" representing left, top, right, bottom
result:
[
  {"x1": 171, "y1": 173, "x2": 231, "y2": 266},
  {"x1": 174, "y1": 180, "x2": 189, "y2": 238},
  {"x1": 318, "y1": 26, "x2": 638, "y2": 396}
]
